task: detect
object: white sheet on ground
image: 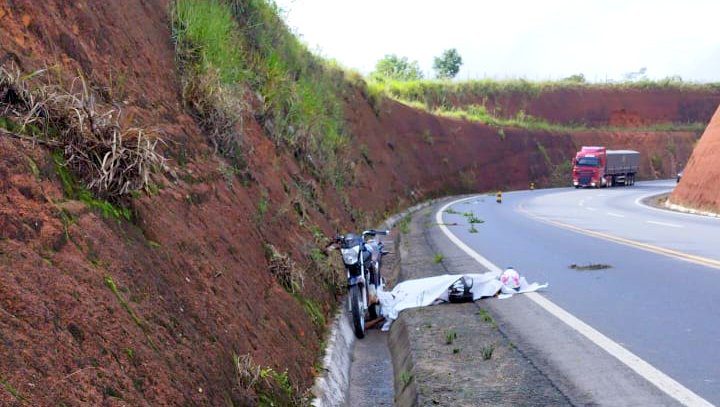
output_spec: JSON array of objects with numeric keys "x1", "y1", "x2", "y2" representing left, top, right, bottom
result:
[{"x1": 378, "y1": 271, "x2": 547, "y2": 331}]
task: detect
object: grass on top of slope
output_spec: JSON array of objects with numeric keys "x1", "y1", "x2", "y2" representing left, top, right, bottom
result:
[
  {"x1": 409, "y1": 102, "x2": 708, "y2": 134},
  {"x1": 172, "y1": 0, "x2": 350, "y2": 188},
  {"x1": 370, "y1": 77, "x2": 720, "y2": 110}
]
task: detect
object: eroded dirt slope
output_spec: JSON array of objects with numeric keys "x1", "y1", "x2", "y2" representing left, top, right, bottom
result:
[
  {"x1": 670, "y1": 106, "x2": 720, "y2": 212},
  {"x1": 0, "y1": 0, "x2": 707, "y2": 405}
]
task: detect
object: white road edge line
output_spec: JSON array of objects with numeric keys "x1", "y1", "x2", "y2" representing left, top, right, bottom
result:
[
  {"x1": 437, "y1": 196, "x2": 713, "y2": 407},
  {"x1": 646, "y1": 220, "x2": 683, "y2": 228},
  {"x1": 635, "y1": 190, "x2": 720, "y2": 222},
  {"x1": 607, "y1": 212, "x2": 625, "y2": 218}
]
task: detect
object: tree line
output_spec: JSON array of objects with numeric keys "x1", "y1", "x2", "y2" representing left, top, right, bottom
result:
[{"x1": 371, "y1": 48, "x2": 463, "y2": 81}]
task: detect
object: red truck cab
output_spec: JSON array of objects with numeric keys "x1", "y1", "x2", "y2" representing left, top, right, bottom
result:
[{"x1": 573, "y1": 146, "x2": 607, "y2": 188}]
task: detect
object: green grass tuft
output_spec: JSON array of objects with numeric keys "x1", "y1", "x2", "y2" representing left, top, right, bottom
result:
[
  {"x1": 397, "y1": 214, "x2": 412, "y2": 234},
  {"x1": 0, "y1": 374, "x2": 26, "y2": 403},
  {"x1": 293, "y1": 294, "x2": 326, "y2": 330},
  {"x1": 400, "y1": 370, "x2": 414, "y2": 390},
  {"x1": 481, "y1": 344, "x2": 495, "y2": 360},
  {"x1": 445, "y1": 329, "x2": 457, "y2": 345},
  {"x1": 53, "y1": 151, "x2": 132, "y2": 221},
  {"x1": 172, "y1": 0, "x2": 246, "y2": 84}
]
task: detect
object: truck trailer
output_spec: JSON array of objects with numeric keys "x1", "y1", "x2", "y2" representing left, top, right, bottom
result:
[{"x1": 572, "y1": 146, "x2": 640, "y2": 188}]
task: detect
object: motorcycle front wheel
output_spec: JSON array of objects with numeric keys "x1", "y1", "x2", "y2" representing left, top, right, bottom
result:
[{"x1": 350, "y1": 284, "x2": 366, "y2": 339}]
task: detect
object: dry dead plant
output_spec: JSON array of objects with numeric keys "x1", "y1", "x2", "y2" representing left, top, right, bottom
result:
[
  {"x1": 0, "y1": 64, "x2": 166, "y2": 200},
  {"x1": 234, "y1": 353, "x2": 263, "y2": 391},
  {"x1": 180, "y1": 66, "x2": 249, "y2": 169},
  {"x1": 265, "y1": 244, "x2": 305, "y2": 294}
]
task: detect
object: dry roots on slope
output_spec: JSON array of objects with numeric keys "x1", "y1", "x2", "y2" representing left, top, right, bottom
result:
[{"x1": 0, "y1": 65, "x2": 166, "y2": 200}]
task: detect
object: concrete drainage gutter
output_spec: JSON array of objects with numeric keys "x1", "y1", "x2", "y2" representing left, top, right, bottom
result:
[
  {"x1": 311, "y1": 299, "x2": 354, "y2": 406},
  {"x1": 387, "y1": 315, "x2": 418, "y2": 406},
  {"x1": 311, "y1": 198, "x2": 442, "y2": 406}
]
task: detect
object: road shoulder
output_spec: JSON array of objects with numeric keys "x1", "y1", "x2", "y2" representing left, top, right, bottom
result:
[{"x1": 390, "y1": 202, "x2": 571, "y2": 406}]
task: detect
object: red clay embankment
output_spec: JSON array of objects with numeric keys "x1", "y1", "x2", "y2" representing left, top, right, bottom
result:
[
  {"x1": 398, "y1": 83, "x2": 720, "y2": 128},
  {"x1": 670, "y1": 106, "x2": 720, "y2": 212},
  {"x1": 446, "y1": 87, "x2": 720, "y2": 127}
]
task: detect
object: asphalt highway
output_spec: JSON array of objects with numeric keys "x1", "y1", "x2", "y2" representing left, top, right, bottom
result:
[{"x1": 440, "y1": 180, "x2": 720, "y2": 405}]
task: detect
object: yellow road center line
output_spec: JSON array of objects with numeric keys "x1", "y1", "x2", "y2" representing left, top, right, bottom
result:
[{"x1": 518, "y1": 205, "x2": 720, "y2": 270}]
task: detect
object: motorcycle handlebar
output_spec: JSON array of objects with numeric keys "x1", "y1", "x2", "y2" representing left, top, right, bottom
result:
[{"x1": 362, "y1": 229, "x2": 389, "y2": 237}]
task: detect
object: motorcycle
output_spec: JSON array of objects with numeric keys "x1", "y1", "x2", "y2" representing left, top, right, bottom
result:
[{"x1": 335, "y1": 229, "x2": 389, "y2": 339}]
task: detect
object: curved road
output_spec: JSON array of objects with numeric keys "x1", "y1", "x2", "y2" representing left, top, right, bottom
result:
[{"x1": 440, "y1": 180, "x2": 720, "y2": 405}]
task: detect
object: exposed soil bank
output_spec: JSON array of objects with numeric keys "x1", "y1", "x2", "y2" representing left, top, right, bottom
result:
[
  {"x1": 0, "y1": 0, "x2": 711, "y2": 404},
  {"x1": 670, "y1": 106, "x2": 720, "y2": 212},
  {"x1": 396, "y1": 84, "x2": 720, "y2": 127},
  {"x1": 455, "y1": 87, "x2": 720, "y2": 127}
]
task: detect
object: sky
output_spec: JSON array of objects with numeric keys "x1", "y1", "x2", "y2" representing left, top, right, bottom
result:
[{"x1": 274, "y1": 0, "x2": 720, "y2": 82}]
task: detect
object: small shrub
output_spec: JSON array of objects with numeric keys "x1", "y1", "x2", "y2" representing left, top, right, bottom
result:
[
  {"x1": 234, "y1": 353, "x2": 263, "y2": 391},
  {"x1": 293, "y1": 294, "x2": 325, "y2": 330},
  {"x1": 52, "y1": 152, "x2": 132, "y2": 221},
  {"x1": 0, "y1": 65, "x2": 166, "y2": 201},
  {"x1": 265, "y1": 244, "x2": 304, "y2": 293},
  {"x1": 444, "y1": 207, "x2": 460, "y2": 215},
  {"x1": 400, "y1": 370, "x2": 414, "y2": 390},
  {"x1": 463, "y1": 212, "x2": 484, "y2": 224},
  {"x1": 477, "y1": 309, "x2": 497, "y2": 329},
  {"x1": 536, "y1": 141, "x2": 552, "y2": 166},
  {"x1": 421, "y1": 129, "x2": 434, "y2": 145},
  {"x1": 0, "y1": 375, "x2": 26, "y2": 403},
  {"x1": 548, "y1": 160, "x2": 573, "y2": 187},
  {"x1": 651, "y1": 154, "x2": 664, "y2": 175},
  {"x1": 481, "y1": 345, "x2": 495, "y2": 360},
  {"x1": 397, "y1": 214, "x2": 412, "y2": 234},
  {"x1": 445, "y1": 329, "x2": 457, "y2": 345},
  {"x1": 434, "y1": 254, "x2": 444, "y2": 264},
  {"x1": 257, "y1": 193, "x2": 269, "y2": 217}
]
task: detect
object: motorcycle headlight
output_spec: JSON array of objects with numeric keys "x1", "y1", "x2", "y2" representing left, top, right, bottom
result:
[{"x1": 341, "y1": 246, "x2": 360, "y2": 265}]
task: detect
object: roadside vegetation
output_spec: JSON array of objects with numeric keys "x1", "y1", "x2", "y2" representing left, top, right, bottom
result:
[
  {"x1": 172, "y1": 0, "x2": 350, "y2": 188},
  {"x1": 0, "y1": 66, "x2": 166, "y2": 204}
]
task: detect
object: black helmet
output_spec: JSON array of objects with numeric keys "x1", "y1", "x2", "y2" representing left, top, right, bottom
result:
[{"x1": 448, "y1": 276, "x2": 474, "y2": 303}]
